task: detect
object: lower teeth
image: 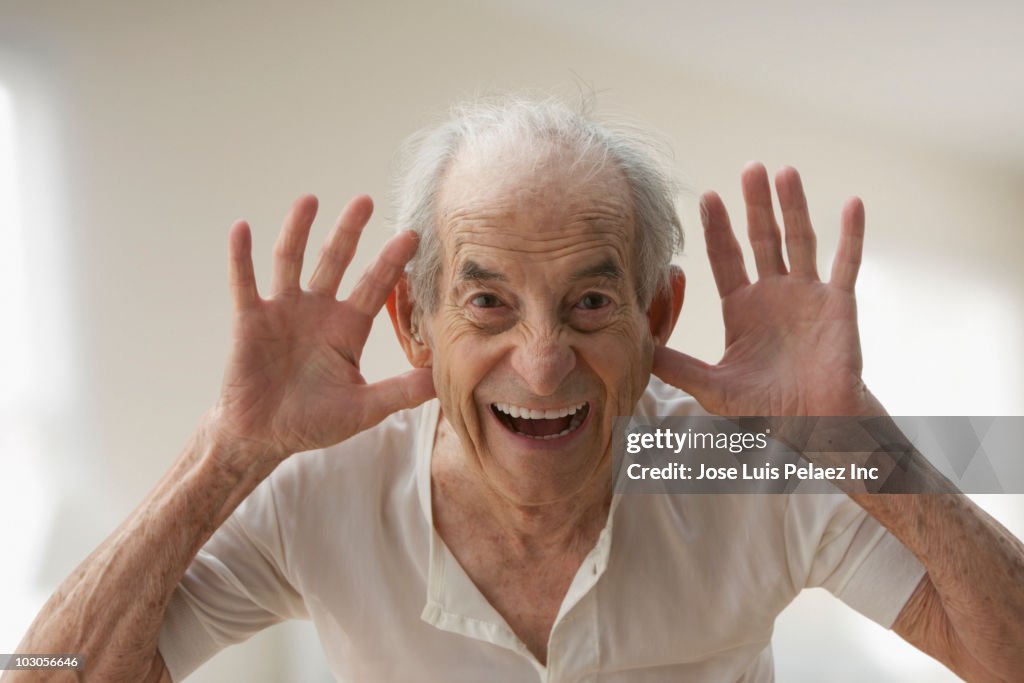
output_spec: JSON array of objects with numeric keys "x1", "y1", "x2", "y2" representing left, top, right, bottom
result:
[{"x1": 517, "y1": 407, "x2": 586, "y2": 440}]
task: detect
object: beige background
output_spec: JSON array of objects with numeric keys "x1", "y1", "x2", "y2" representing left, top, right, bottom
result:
[{"x1": 1, "y1": 1, "x2": 1022, "y2": 681}]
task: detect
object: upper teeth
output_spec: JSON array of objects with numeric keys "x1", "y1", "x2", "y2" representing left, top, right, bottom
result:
[{"x1": 493, "y1": 402, "x2": 586, "y2": 419}]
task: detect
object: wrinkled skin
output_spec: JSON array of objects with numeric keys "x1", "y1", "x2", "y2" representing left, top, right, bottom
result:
[
  {"x1": 652, "y1": 163, "x2": 881, "y2": 420},
  {"x1": 419, "y1": 143, "x2": 659, "y2": 507}
]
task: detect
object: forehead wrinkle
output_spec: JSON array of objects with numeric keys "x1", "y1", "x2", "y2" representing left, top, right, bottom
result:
[
  {"x1": 446, "y1": 213, "x2": 632, "y2": 252},
  {"x1": 435, "y1": 146, "x2": 640, "y2": 294},
  {"x1": 452, "y1": 234, "x2": 629, "y2": 267},
  {"x1": 451, "y1": 226, "x2": 624, "y2": 250},
  {"x1": 443, "y1": 199, "x2": 631, "y2": 228}
]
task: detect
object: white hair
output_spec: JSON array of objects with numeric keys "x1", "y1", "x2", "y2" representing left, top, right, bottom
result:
[{"x1": 391, "y1": 95, "x2": 684, "y2": 312}]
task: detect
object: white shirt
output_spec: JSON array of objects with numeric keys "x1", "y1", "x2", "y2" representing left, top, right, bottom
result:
[{"x1": 158, "y1": 379, "x2": 926, "y2": 682}]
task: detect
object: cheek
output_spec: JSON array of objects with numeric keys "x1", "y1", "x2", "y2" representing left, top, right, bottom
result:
[
  {"x1": 428, "y1": 316, "x2": 498, "y2": 437},
  {"x1": 588, "y1": 316, "x2": 655, "y2": 409}
]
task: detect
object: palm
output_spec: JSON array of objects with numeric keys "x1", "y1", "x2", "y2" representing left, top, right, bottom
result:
[
  {"x1": 214, "y1": 195, "x2": 434, "y2": 457},
  {"x1": 222, "y1": 297, "x2": 368, "y2": 452},
  {"x1": 655, "y1": 164, "x2": 877, "y2": 418},
  {"x1": 714, "y1": 276, "x2": 864, "y2": 416}
]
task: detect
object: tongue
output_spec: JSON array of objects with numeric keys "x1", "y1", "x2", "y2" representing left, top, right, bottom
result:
[{"x1": 510, "y1": 415, "x2": 572, "y2": 437}]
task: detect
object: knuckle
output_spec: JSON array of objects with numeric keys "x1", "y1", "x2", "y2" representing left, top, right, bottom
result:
[{"x1": 272, "y1": 246, "x2": 294, "y2": 262}]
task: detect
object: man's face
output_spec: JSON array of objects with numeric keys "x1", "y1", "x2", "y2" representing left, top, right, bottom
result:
[{"x1": 422, "y1": 142, "x2": 655, "y2": 506}]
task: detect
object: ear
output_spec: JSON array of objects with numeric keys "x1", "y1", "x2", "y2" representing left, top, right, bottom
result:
[
  {"x1": 646, "y1": 266, "x2": 685, "y2": 346},
  {"x1": 386, "y1": 273, "x2": 433, "y2": 368}
]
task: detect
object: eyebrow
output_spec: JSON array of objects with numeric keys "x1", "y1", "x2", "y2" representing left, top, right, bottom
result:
[
  {"x1": 570, "y1": 258, "x2": 624, "y2": 282},
  {"x1": 457, "y1": 258, "x2": 624, "y2": 285},
  {"x1": 458, "y1": 260, "x2": 508, "y2": 283}
]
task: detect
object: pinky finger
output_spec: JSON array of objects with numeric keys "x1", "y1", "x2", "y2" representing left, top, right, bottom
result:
[
  {"x1": 830, "y1": 197, "x2": 865, "y2": 292},
  {"x1": 228, "y1": 220, "x2": 260, "y2": 309}
]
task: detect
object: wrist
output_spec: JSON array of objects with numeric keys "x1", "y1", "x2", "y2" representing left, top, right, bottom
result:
[
  {"x1": 197, "y1": 407, "x2": 290, "y2": 483},
  {"x1": 848, "y1": 384, "x2": 888, "y2": 419}
]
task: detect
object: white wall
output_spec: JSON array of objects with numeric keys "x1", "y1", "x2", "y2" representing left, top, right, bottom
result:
[{"x1": 1, "y1": 1, "x2": 1021, "y2": 681}]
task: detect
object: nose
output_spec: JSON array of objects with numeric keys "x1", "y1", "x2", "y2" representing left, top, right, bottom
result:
[{"x1": 510, "y1": 329, "x2": 577, "y2": 397}]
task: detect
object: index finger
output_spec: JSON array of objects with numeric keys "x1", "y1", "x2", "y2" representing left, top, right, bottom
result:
[
  {"x1": 346, "y1": 230, "x2": 420, "y2": 319},
  {"x1": 701, "y1": 190, "x2": 750, "y2": 298}
]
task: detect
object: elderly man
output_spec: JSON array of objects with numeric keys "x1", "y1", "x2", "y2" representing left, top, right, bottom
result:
[{"x1": 10, "y1": 98, "x2": 1024, "y2": 682}]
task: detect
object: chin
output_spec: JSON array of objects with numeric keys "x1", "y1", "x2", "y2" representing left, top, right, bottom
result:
[{"x1": 476, "y1": 400, "x2": 612, "y2": 505}]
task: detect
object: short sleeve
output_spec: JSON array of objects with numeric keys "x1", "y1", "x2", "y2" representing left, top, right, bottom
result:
[
  {"x1": 784, "y1": 491, "x2": 927, "y2": 628},
  {"x1": 157, "y1": 476, "x2": 307, "y2": 681}
]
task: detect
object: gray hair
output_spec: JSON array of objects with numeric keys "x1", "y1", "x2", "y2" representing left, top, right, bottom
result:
[{"x1": 392, "y1": 95, "x2": 684, "y2": 312}]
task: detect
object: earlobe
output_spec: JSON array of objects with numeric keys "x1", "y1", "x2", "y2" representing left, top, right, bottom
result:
[
  {"x1": 385, "y1": 275, "x2": 433, "y2": 368},
  {"x1": 647, "y1": 266, "x2": 685, "y2": 345}
]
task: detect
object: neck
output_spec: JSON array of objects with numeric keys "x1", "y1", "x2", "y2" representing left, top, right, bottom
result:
[{"x1": 431, "y1": 415, "x2": 612, "y2": 558}]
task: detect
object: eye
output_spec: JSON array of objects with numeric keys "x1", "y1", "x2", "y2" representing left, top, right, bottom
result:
[
  {"x1": 576, "y1": 292, "x2": 611, "y2": 310},
  {"x1": 470, "y1": 293, "x2": 503, "y2": 308}
]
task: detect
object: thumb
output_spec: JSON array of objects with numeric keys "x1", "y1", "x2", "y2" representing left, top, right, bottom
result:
[
  {"x1": 358, "y1": 368, "x2": 436, "y2": 431},
  {"x1": 652, "y1": 346, "x2": 715, "y2": 401}
]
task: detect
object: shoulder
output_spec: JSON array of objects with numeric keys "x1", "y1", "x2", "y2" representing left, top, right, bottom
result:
[{"x1": 218, "y1": 402, "x2": 435, "y2": 585}]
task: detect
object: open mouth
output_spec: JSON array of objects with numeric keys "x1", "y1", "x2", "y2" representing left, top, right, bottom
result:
[{"x1": 491, "y1": 401, "x2": 590, "y2": 440}]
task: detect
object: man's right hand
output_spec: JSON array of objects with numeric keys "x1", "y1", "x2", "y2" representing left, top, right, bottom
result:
[
  {"x1": 211, "y1": 194, "x2": 435, "y2": 466},
  {"x1": 4, "y1": 195, "x2": 432, "y2": 683}
]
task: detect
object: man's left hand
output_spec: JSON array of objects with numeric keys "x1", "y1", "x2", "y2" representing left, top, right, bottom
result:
[{"x1": 653, "y1": 162, "x2": 883, "y2": 418}]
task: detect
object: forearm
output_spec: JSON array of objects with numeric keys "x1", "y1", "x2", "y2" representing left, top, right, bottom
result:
[
  {"x1": 5, "y1": 412, "x2": 283, "y2": 682},
  {"x1": 780, "y1": 412, "x2": 1024, "y2": 678},
  {"x1": 851, "y1": 487, "x2": 1024, "y2": 679}
]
